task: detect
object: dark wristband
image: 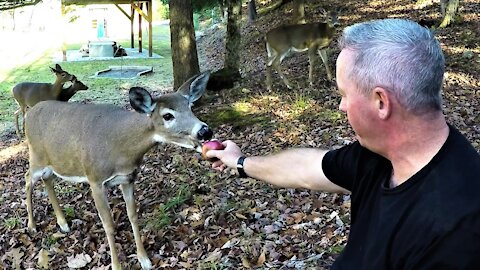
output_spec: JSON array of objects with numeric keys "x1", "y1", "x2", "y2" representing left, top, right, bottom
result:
[{"x1": 236, "y1": 156, "x2": 248, "y2": 178}]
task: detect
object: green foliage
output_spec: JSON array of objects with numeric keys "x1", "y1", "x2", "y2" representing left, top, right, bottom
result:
[
  {"x1": 154, "y1": 0, "x2": 169, "y2": 19},
  {"x1": 43, "y1": 234, "x2": 58, "y2": 247},
  {"x1": 3, "y1": 217, "x2": 20, "y2": 230},
  {"x1": 160, "y1": 0, "x2": 220, "y2": 12},
  {"x1": 64, "y1": 206, "x2": 76, "y2": 219},
  {"x1": 150, "y1": 184, "x2": 192, "y2": 229}
]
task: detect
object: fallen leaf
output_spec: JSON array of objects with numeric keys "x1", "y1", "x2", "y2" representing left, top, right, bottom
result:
[
  {"x1": 241, "y1": 256, "x2": 252, "y2": 268},
  {"x1": 235, "y1": 212, "x2": 248, "y2": 220},
  {"x1": 67, "y1": 253, "x2": 92, "y2": 268},
  {"x1": 37, "y1": 248, "x2": 49, "y2": 269},
  {"x1": 256, "y1": 249, "x2": 266, "y2": 266}
]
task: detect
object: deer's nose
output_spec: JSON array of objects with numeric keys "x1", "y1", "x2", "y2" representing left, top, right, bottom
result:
[{"x1": 197, "y1": 125, "x2": 213, "y2": 141}]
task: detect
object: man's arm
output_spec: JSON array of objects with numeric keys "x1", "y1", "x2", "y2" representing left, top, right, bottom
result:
[{"x1": 206, "y1": 140, "x2": 349, "y2": 193}]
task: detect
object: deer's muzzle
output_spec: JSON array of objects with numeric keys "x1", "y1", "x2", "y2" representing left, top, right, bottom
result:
[{"x1": 197, "y1": 125, "x2": 213, "y2": 141}]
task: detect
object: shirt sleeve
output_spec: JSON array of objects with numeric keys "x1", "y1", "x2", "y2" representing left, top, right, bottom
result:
[{"x1": 322, "y1": 142, "x2": 363, "y2": 192}]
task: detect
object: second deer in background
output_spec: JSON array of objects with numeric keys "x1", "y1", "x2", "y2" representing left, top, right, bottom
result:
[
  {"x1": 11, "y1": 64, "x2": 74, "y2": 137},
  {"x1": 265, "y1": 9, "x2": 340, "y2": 90}
]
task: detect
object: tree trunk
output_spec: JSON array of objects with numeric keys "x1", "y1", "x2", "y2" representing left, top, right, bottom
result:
[
  {"x1": 207, "y1": 0, "x2": 241, "y2": 91},
  {"x1": 224, "y1": 0, "x2": 241, "y2": 76},
  {"x1": 248, "y1": 0, "x2": 257, "y2": 23},
  {"x1": 292, "y1": 0, "x2": 305, "y2": 24},
  {"x1": 169, "y1": 0, "x2": 200, "y2": 90}
]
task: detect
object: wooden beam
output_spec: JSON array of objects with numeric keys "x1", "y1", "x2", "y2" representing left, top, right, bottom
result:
[
  {"x1": 114, "y1": 4, "x2": 131, "y2": 20},
  {"x1": 131, "y1": 2, "x2": 151, "y2": 23},
  {"x1": 63, "y1": 0, "x2": 149, "y2": 5}
]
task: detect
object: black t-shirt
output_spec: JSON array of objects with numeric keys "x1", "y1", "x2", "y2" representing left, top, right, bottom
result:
[{"x1": 322, "y1": 126, "x2": 480, "y2": 270}]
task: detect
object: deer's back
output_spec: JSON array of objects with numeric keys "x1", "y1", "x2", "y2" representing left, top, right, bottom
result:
[
  {"x1": 267, "y1": 23, "x2": 332, "y2": 50},
  {"x1": 25, "y1": 101, "x2": 152, "y2": 176},
  {"x1": 12, "y1": 82, "x2": 57, "y2": 107}
]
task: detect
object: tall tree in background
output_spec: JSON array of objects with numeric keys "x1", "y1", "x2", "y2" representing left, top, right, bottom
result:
[
  {"x1": 169, "y1": 0, "x2": 200, "y2": 89},
  {"x1": 205, "y1": 0, "x2": 242, "y2": 91},
  {"x1": 224, "y1": 0, "x2": 241, "y2": 77},
  {"x1": 248, "y1": 0, "x2": 257, "y2": 22}
]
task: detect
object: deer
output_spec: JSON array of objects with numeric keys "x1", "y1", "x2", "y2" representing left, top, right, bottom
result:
[
  {"x1": 265, "y1": 9, "x2": 340, "y2": 90},
  {"x1": 11, "y1": 64, "x2": 74, "y2": 137},
  {"x1": 57, "y1": 75, "x2": 89, "y2": 102},
  {"x1": 24, "y1": 71, "x2": 213, "y2": 270}
]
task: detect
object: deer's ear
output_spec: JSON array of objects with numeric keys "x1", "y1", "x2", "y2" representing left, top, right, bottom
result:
[
  {"x1": 55, "y1": 64, "x2": 63, "y2": 71},
  {"x1": 178, "y1": 71, "x2": 210, "y2": 103},
  {"x1": 129, "y1": 87, "x2": 156, "y2": 114}
]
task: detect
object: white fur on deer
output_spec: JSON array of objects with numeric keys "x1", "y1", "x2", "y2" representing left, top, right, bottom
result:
[{"x1": 24, "y1": 71, "x2": 213, "y2": 270}]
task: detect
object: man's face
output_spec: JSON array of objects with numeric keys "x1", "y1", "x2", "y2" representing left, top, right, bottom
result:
[{"x1": 336, "y1": 49, "x2": 378, "y2": 147}]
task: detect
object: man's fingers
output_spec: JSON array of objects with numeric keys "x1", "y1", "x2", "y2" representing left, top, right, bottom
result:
[{"x1": 206, "y1": 149, "x2": 222, "y2": 158}]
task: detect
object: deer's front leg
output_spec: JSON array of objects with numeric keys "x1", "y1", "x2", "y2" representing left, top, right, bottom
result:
[
  {"x1": 318, "y1": 49, "x2": 333, "y2": 80},
  {"x1": 120, "y1": 181, "x2": 152, "y2": 269},
  {"x1": 90, "y1": 181, "x2": 122, "y2": 270}
]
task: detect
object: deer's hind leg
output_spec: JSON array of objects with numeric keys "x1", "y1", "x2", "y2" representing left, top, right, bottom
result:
[
  {"x1": 318, "y1": 48, "x2": 333, "y2": 80},
  {"x1": 14, "y1": 108, "x2": 22, "y2": 137},
  {"x1": 43, "y1": 173, "x2": 70, "y2": 232},
  {"x1": 26, "y1": 165, "x2": 70, "y2": 233}
]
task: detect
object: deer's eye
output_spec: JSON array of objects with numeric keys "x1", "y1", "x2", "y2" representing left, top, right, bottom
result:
[{"x1": 163, "y1": 113, "x2": 174, "y2": 121}]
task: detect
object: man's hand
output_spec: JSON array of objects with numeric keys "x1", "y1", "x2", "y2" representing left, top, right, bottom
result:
[{"x1": 205, "y1": 140, "x2": 244, "y2": 171}]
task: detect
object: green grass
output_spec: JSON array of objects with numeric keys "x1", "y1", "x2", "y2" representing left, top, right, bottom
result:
[
  {"x1": 149, "y1": 184, "x2": 192, "y2": 229},
  {"x1": 3, "y1": 217, "x2": 21, "y2": 230},
  {"x1": 0, "y1": 24, "x2": 173, "y2": 136}
]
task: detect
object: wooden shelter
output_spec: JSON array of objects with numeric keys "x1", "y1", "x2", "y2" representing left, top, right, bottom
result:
[{"x1": 61, "y1": 0, "x2": 153, "y2": 60}]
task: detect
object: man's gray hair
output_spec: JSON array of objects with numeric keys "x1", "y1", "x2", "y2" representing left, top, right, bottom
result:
[{"x1": 338, "y1": 19, "x2": 445, "y2": 114}]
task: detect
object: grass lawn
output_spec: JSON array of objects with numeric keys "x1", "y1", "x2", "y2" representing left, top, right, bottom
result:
[{"x1": 0, "y1": 24, "x2": 173, "y2": 136}]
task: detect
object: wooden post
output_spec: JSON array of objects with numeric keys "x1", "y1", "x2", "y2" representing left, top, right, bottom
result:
[
  {"x1": 61, "y1": 2, "x2": 67, "y2": 61},
  {"x1": 138, "y1": 2, "x2": 143, "y2": 53},
  {"x1": 131, "y1": 1, "x2": 134, "y2": 48},
  {"x1": 148, "y1": 0, "x2": 152, "y2": 57}
]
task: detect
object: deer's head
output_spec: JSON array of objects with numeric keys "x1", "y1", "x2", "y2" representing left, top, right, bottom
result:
[{"x1": 129, "y1": 71, "x2": 213, "y2": 152}]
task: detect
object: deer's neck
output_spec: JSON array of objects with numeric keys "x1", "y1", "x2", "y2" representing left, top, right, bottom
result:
[
  {"x1": 51, "y1": 78, "x2": 66, "y2": 97},
  {"x1": 111, "y1": 113, "x2": 158, "y2": 162}
]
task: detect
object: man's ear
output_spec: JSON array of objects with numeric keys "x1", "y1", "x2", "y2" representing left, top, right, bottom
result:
[{"x1": 373, "y1": 87, "x2": 391, "y2": 120}]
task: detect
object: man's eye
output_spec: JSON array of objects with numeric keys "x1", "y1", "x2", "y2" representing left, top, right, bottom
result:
[{"x1": 163, "y1": 113, "x2": 174, "y2": 121}]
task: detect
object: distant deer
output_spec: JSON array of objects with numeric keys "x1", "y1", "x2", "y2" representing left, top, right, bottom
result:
[
  {"x1": 57, "y1": 75, "x2": 89, "y2": 102},
  {"x1": 24, "y1": 71, "x2": 213, "y2": 270},
  {"x1": 265, "y1": 10, "x2": 340, "y2": 90},
  {"x1": 11, "y1": 64, "x2": 74, "y2": 137}
]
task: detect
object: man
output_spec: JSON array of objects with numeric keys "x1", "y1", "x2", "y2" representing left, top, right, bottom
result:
[{"x1": 206, "y1": 19, "x2": 480, "y2": 269}]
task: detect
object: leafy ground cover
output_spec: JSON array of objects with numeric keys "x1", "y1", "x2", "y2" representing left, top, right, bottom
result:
[{"x1": 0, "y1": 0, "x2": 479, "y2": 269}]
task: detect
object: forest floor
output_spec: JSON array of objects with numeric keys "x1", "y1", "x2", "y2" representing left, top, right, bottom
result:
[{"x1": 1, "y1": 0, "x2": 479, "y2": 269}]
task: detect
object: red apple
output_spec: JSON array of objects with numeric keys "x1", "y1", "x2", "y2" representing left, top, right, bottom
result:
[{"x1": 202, "y1": 140, "x2": 225, "y2": 161}]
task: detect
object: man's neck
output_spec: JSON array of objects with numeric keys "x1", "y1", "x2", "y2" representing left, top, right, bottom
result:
[{"x1": 387, "y1": 114, "x2": 449, "y2": 187}]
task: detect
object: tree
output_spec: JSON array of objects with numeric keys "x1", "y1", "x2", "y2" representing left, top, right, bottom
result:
[
  {"x1": 207, "y1": 0, "x2": 241, "y2": 91},
  {"x1": 248, "y1": 0, "x2": 256, "y2": 23},
  {"x1": 169, "y1": 0, "x2": 200, "y2": 89},
  {"x1": 224, "y1": 0, "x2": 241, "y2": 74}
]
